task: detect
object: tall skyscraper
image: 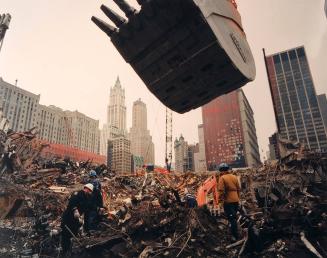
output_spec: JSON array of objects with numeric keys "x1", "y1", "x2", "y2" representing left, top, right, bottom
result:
[
  {"x1": 128, "y1": 99, "x2": 155, "y2": 164},
  {"x1": 107, "y1": 77, "x2": 126, "y2": 132},
  {"x1": 100, "y1": 77, "x2": 127, "y2": 155},
  {"x1": 317, "y1": 94, "x2": 327, "y2": 134},
  {"x1": 264, "y1": 46, "x2": 327, "y2": 151},
  {"x1": 174, "y1": 135, "x2": 193, "y2": 173},
  {"x1": 194, "y1": 124, "x2": 207, "y2": 172},
  {"x1": 202, "y1": 89, "x2": 260, "y2": 170}
]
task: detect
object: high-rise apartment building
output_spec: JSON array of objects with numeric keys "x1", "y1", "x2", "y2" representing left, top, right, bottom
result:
[
  {"x1": 0, "y1": 78, "x2": 40, "y2": 132},
  {"x1": 129, "y1": 99, "x2": 155, "y2": 164},
  {"x1": 202, "y1": 89, "x2": 260, "y2": 170},
  {"x1": 264, "y1": 46, "x2": 327, "y2": 151},
  {"x1": 108, "y1": 136, "x2": 131, "y2": 175},
  {"x1": 317, "y1": 94, "x2": 327, "y2": 134},
  {"x1": 100, "y1": 77, "x2": 127, "y2": 155},
  {"x1": 194, "y1": 124, "x2": 207, "y2": 172}
]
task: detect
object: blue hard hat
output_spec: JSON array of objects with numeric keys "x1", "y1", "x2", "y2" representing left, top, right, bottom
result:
[
  {"x1": 218, "y1": 163, "x2": 229, "y2": 172},
  {"x1": 89, "y1": 170, "x2": 97, "y2": 177}
]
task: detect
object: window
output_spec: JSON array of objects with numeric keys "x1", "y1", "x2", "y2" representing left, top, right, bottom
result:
[
  {"x1": 289, "y1": 50, "x2": 297, "y2": 60},
  {"x1": 281, "y1": 52, "x2": 288, "y2": 62},
  {"x1": 295, "y1": 47, "x2": 305, "y2": 59}
]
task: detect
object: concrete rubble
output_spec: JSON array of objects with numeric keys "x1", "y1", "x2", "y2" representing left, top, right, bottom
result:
[{"x1": 0, "y1": 129, "x2": 326, "y2": 257}]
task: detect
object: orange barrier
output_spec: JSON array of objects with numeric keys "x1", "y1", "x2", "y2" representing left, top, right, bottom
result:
[{"x1": 41, "y1": 142, "x2": 106, "y2": 164}]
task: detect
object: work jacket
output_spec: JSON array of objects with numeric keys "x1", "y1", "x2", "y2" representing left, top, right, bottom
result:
[
  {"x1": 89, "y1": 178, "x2": 104, "y2": 210},
  {"x1": 61, "y1": 190, "x2": 91, "y2": 226},
  {"x1": 218, "y1": 173, "x2": 240, "y2": 203}
]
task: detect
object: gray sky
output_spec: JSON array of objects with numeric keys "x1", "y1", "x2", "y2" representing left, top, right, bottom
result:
[{"x1": 0, "y1": 0, "x2": 326, "y2": 165}]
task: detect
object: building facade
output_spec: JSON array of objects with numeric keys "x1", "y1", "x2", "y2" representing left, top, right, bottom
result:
[
  {"x1": 194, "y1": 124, "x2": 207, "y2": 172},
  {"x1": 187, "y1": 144, "x2": 196, "y2": 172},
  {"x1": 202, "y1": 89, "x2": 260, "y2": 170},
  {"x1": 129, "y1": 99, "x2": 155, "y2": 164},
  {"x1": 131, "y1": 155, "x2": 144, "y2": 174},
  {"x1": 317, "y1": 94, "x2": 327, "y2": 134},
  {"x1": 0, "y1": 108, "x2": 9, "y2": 132},
  {"x1": 268, "y1": 132, "x2": 280, "y2": 160},
  {"x1": 174, "y1": 135, "x2": 189, "y2": 173},
  {"x1": 37, "y1": 105, "x2": 100, "y2": 153},
  {"x1": 100, "y1": 77, "x2": 127, "y2": 155},
  {"x1": 0, "y1": 78, "x2": 40, "y2": 132},
  {"x1": 238, "y1": 90, "x2": 261, "y2": 167},
  {"x1": 265, "y1": 46, "x2": 327, "y2": 151},
  {"x1": 108, "y1": 136, "x2": 131, "y2": 175},
  {"x1": 0, "y1": 78, "x2": 100, "y2": 154}
]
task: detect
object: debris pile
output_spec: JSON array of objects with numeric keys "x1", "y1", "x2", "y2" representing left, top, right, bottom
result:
[
  {"x1": 238, "y1": 150, "x2": 327, "y2": 257},
  {"x1": 0, "y1": 128, "x2": 326, "y2": 257}
]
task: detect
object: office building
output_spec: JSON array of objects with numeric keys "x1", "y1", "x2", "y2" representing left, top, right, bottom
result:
[
  {"x1": 264, "y1": 46, "x2": 327, "y2": 151},
  {"x1": 194, "y1": 124, "x2": 207, "y2": 172},
  {"x1": 108, "y1": 136, "x2": 131, "y2": 175},
  {"x1": 129, "y1": 99, "x2": 155, "y2": 164},
  {"x1": 0, "y1": 78, "x2": 40, "y2": 132},
  {"x1": 100, "y1": 77, "x2": 127, "y2": 155},
  {"x1": 202, "y1": 89, "x2": 260, "y2": 170}
]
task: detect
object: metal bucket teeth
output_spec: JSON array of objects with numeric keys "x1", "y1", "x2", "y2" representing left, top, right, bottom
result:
[{"x1": 92, "y1": 0, "x2": 256, "y2": 113}]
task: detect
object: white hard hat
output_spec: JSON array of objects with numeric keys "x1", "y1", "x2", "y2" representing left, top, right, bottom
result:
[{"x1": 84, "y1": 183, "x2": 94, "y2": 192}]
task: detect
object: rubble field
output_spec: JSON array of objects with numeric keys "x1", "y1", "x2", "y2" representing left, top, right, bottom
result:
[{"x1": 0, "y1": 129, "x2": 326, "y2": 258}]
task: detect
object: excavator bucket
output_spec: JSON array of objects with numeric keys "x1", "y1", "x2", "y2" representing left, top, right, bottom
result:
[{"x1": 92, "y1": 0, "x2": 255, "y2": 113}]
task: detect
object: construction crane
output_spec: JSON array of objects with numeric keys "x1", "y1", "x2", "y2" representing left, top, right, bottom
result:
[
  {"x1": 0, "y1": 13, "x2": 11, "y2": 54},
  {"x1": 92, "y1": 0, "x2": 255, "y2": 114},
  {"x1": 165, "y1": 107, "x2": 172, "y2": 172}
]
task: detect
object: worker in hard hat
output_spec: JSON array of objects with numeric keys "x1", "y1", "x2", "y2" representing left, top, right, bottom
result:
[
  {"x1": 183, "y1": 188, "x2": 198, "y2": 208},
  {"x1": 61, "y1": 183, "x2": 94, "y2": 255},
  {"x1": 84, "y1": 170, "x2": 105, "y2": 231},
  {"x1": 217, "y1": 163, "x2": 241, "y2": 241}
]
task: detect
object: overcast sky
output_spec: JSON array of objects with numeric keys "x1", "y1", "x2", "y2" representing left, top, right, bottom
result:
[{"x1": 0, "y1": 0, "x2": 326, "y2": 165}]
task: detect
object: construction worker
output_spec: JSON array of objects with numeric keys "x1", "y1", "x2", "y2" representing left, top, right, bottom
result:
[
  {"x1": 0, "y1": 144, "x2": 16, "y2": 175},
  {"x1": 217, "y1": 163, "x2": 241, "y2": 241},
  {"x1": 84, "y1": 170, "x2": 104, "y2": 231},
  {"x1": 61, "y1": 183, "x2": 94, "y2": 255},
  {"x1": 183, "y1": 188, "x2": 198, "y2": 208}
]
